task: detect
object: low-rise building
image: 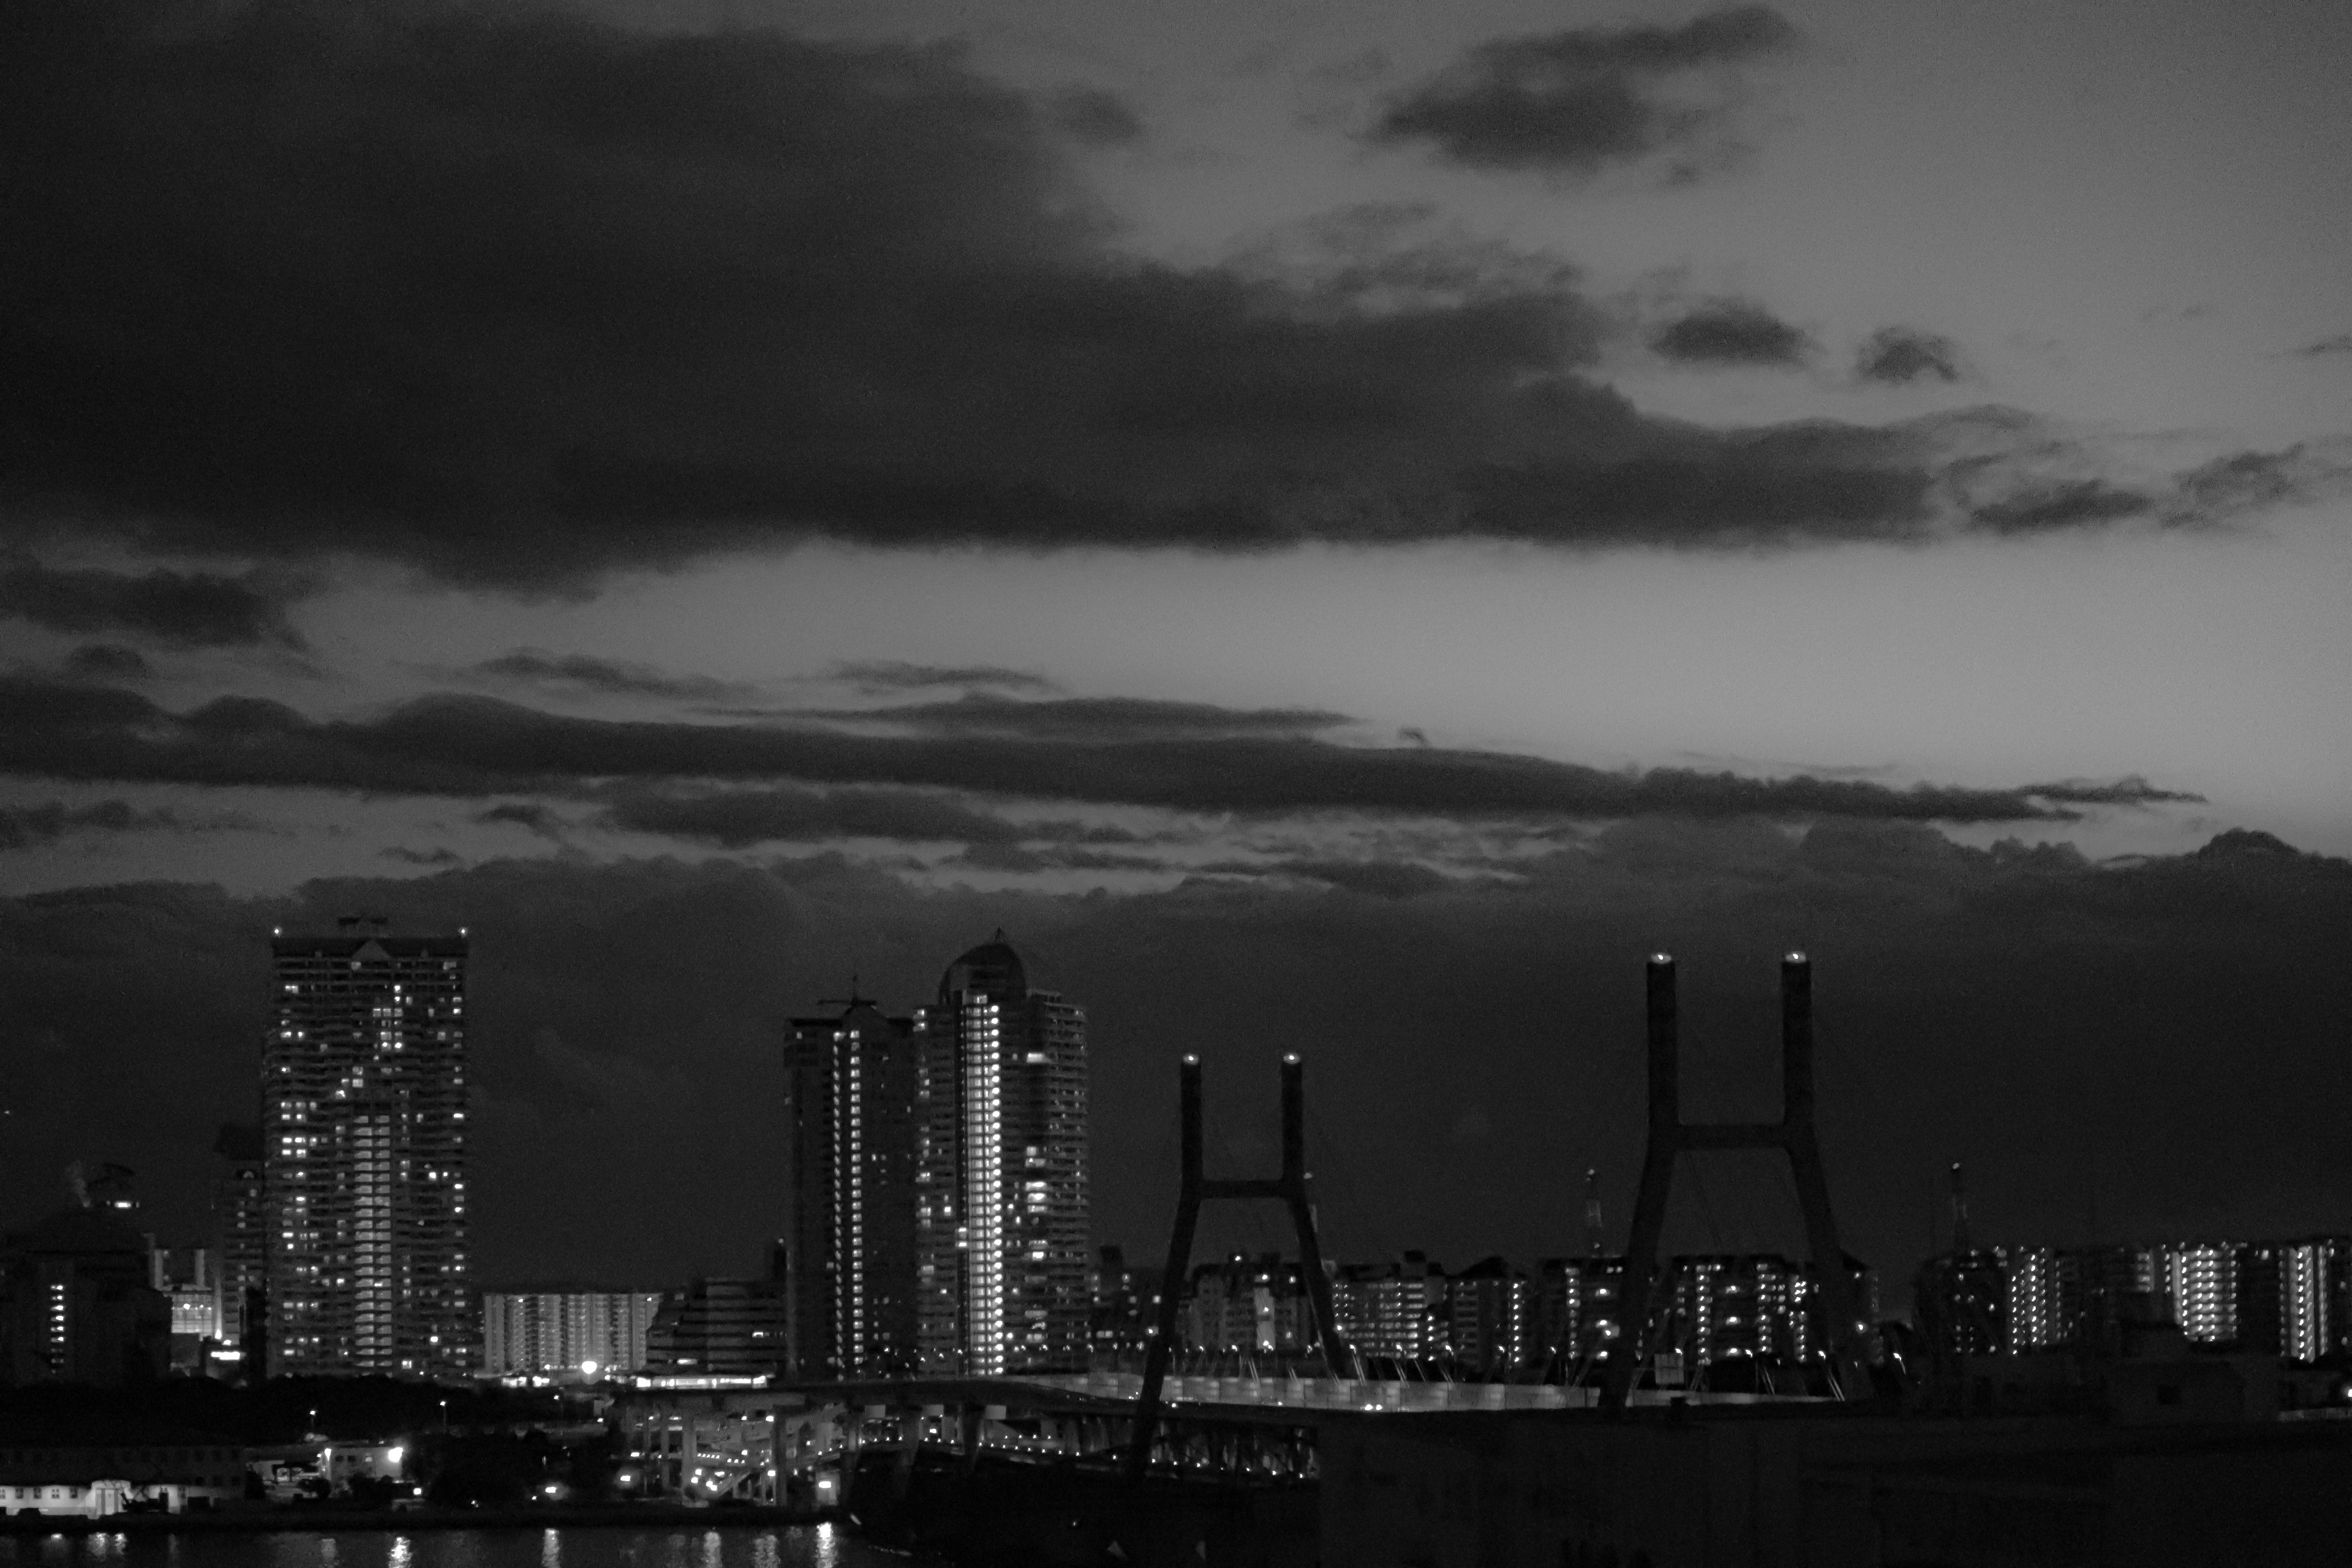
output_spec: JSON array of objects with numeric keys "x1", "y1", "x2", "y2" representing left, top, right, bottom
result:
[{"x1": 0, "y1": 1441, "x2": 247, "y2": 1516}]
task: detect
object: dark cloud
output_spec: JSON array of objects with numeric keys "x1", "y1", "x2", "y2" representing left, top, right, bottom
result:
[
  {"x1": 0, "y1": 561, "x2": 304, "y2": 648},
  {"x1": 795, "y1": 692, "x2": 1357, "y2": 741},
  {"x1": 1970, "y1": 480, "x2": 2154, "y2": 534},
  {"x1": 62, "y1": 644, "x2": 156, "y2": 680},
  {"x1": 0, "y1": 0, "x2": 2174, "y2": 573},
  {"x1": 1272, "y1": 858, "x2": 1453, "y2": 898},
  {"x1": 1047, "y1": 86, "x2": 1144, "y2": 145},
  {"x1": 380, "y1": 845, "x2": 462, "y2": 867},
  {"x1": 5, "y1": 829, "x2": 2348, "y2": 1303},
  {"x1": 473, "y1": 802, "x2": 570, "y2": 841},
  {"x1": 467, "y1": 648, "x2": 745, "y2": 701},
  {"x1": 828, "y1": 661, "x2": 1060, "y2": 695},
  {"x1": 1935, "y1": 427, "x2": 2347, "y2": 537},
  {"x1": 0, "y1": 799, "x2": 202, "y2": 850},
  {"x1": 0, "y1": 677, "x2": 2199, "y2": 827},
  {"x1": 601, "y1": 785, "x2": 1029, "y2": 848},
  {"x1": 1856, "y1": 326, "x2": 1964, "y2": 385},
  {"x1": 1650, "y1": 299, "x2": 1814, "y2": 367},
  {"x1": 2296, "y1": 333, "x2": 2352, "y2": 358},
  {"x1": 1367, "y1": 7, "x2": 1800, "y2": 174},
  {"x1": 949, "y1": 842, "x2": 1167, "y2": 875},
  {"x1": 2022, "y1": 776, "x2": 2205, "y2": 808},
  {"x1": 2167, "y1": 443, "x2": 2346, "y2": 525}
]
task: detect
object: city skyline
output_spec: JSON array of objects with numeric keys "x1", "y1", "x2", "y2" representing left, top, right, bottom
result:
[{"x1": 1, "y1": 0, "x2": 2348, "y2": 1314}]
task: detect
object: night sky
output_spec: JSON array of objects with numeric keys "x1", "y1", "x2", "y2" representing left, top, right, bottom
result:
[{"x1": 2, "y1": 0, "x2": 2348, "y2": 1305}]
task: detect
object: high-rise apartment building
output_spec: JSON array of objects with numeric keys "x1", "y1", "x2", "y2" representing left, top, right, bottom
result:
[
  {"x1": 915, "y1": 937, "x2": 1089, "y2": 1375},
  {"x1": 785, "y1": 1000, "x2": 924, "y2": 1378},
  {"x1": 482, "y1": 1287, "x2": 666, "y2": 1376},
  {"x1": 264, "y1": 922, "x2": 472, "y2": 1379}
]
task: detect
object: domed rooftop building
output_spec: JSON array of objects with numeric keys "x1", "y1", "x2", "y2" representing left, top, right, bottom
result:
[
  {"x1": 915, "y1": 933, "x2": 1090, "y2": 1376},
  {"x1": 938, "y1": 931, "x2": 1027, "y2": 1006}
]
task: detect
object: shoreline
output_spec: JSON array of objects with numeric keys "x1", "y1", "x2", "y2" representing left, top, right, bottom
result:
[{"x1": 0, "y1": 1504, "x2": 829, "y2": 1536}]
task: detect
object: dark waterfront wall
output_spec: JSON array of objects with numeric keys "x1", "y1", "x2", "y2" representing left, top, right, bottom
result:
[{"x1": 1315, "y1": 1408, "x2": 2352, "y2": 1568}]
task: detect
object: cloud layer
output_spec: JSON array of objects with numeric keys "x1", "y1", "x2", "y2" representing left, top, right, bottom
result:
[
  {"x1": 0, "y1": 561, "x2": 304, "y2": 648},
  {"x1": 0, "y1": 0, "x2": 2289, "y2": 582},
  {"x1": 1368, "y1": 7, "x2": 1800, "y2": 175},
  {"x1": 0, "y1": 677, "x2": 2195, "y2": 829}
]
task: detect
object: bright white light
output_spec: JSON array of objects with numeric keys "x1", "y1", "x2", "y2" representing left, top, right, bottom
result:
[
  {"x1": 386, "y1": 1446, "x2": 404, "y2": 1465},
  {"x1": 580, "y1": 1360, "x2": 600, "y2": 1378}
]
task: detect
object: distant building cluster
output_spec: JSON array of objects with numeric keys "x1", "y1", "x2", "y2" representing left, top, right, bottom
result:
[
  {"x1": 1088, "y1": 1243, "x2": 1875, "y2": 1386},
  {"x1": 1920, "y1": 1238, "x2": 2352, "y2": 1362}
]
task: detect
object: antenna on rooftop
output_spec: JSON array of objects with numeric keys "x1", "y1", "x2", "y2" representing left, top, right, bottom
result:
[
  {"x1": 817, "y1": 974, "x2": 878, "y2": 1010},
  {"x1": 1950, "y1": 1161, "x2": 1972, "y2": 1255}
]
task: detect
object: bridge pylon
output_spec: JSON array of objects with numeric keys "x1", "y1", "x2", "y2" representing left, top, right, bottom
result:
[
  {"x1": 1591, "y1": 952, "x2": 1870, "y2": 1411},
  {"x1": 1124, "y1": 1053, "x2": 1350, "y2": 1479}
]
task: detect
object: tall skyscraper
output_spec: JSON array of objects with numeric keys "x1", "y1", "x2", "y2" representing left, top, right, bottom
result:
[
  {"x1": 264, "y1": 921, "x2": 472, "y2": 1379},
  {"x1": 915, "y1": 935, "x2": 1088, "y2": 1375},
  {"x1": 784, "y1": 999, "x2": 924, "y2": 1378}
]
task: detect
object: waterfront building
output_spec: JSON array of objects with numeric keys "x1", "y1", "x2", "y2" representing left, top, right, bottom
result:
[
  {"x1": 1660, "y1": 1253, "x2": 1800, "y2": 1369},
  {"x1": 1332, "y1": 1253, "x2": 1446, "y2": 1364},
  {"x1": 145, "y1": 1243, "x2": 220, "y2": 1374},
  {"x1": 913, "y1": 936, "x2": 1089, "y2": 1375},
  {"x1": 0, "y1": 1443, "x2": 250, "y2": 1516},
  {"x1": 0, "y1": 1206, "x2": 169, "y2": 1385},
  {"x1": 1928, "y1": 1238, "x2": 2352, "y2": 1362},
  {"x1": 1088, "y1": 1245, "x2": 1162, "y2": 1364},
  {"x1": 1183, "y1": 1253, "x2": 1313, "y2": 1358},
  {"x1": 1536, "y1": 1254, "x2": 1624, "y2": 1371},
  {"x1": 1447, "y1": 1256, "x2": 1536, "y2": 1376},
  {"x1": 263, "y1": 921, "x2": 472, "y2": 1378},
  {"x1": 482, "y1": 1286, "x2": 666, "y2": 1376},
  {"x1": 1918, "y1": 1249, "x2": 2008, "y2": 1356},
  {"x1": 2272, "y1": 1238, "x2": 2349, "y2": 1363},
  {"x1": 2152, "y1": 1242, "x2": 2239, "y2": 1344},
  {"x1": 785, "y1": 999, "x2": 924, "y2": 1379},
  {"x1": 646, "y1": 1253, "x2": 790, "y2": 1379},
  {"x1": 212, "y1": 1123, "x2": 266, "y2": 1367}
]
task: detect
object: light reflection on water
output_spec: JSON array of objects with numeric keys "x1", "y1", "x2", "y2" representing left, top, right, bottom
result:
[{"x1": 0, "y1": 1528, "x2": 920, "y2": 1568}]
